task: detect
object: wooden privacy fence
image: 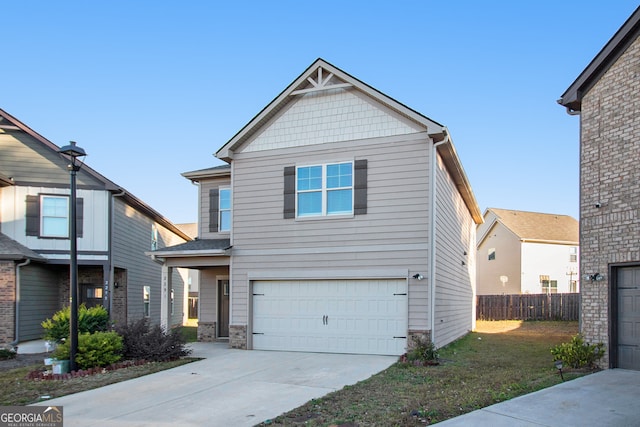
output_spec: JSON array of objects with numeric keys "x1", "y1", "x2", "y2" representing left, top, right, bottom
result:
[{"x1": 476, "y1": 293, "x2": 579, "y2": 321}]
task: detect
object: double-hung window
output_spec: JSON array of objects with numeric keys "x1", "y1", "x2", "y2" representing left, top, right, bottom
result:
[
  {"x1": 297, "y1": 162, "x2": 353, "y2": 217},
  {"x1": 219, "y1": 188, "x2": 231, "y2": 232},
  {"x1": 41, "y1": 195, "x2": 69, "y2": 238}
]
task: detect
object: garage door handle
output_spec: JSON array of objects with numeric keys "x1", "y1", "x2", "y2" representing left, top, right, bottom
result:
[
  {"x1": 394, "y1": 293, "x2": 407, "y2": 296},
  {"x1": 393, "y1": 336, "x2": 407, "y2": 339},
  {"x1": 253, "y1": 332, "x2": 264, "y2": 335}
]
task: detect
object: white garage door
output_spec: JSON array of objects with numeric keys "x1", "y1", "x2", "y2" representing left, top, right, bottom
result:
[{"x1": 252, "y1": 279, "x2": 407, "y2": 355}]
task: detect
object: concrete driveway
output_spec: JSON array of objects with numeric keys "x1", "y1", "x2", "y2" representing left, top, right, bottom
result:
[{"x1": 33, "y1": 342, "x2": 397, "y2": 426}]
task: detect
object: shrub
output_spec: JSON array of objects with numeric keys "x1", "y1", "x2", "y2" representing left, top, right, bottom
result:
[
  {"x1": 550, "y1": 334, "x2": 605, "y2": 369},
  {"x1": 403, "y1": 335, "x2": 439, "y2": 365},
  {"x1": 52, "y1": 331, "x2": 123, "y2": 370},
  {"x1": 0, "y1": 348, "x2": 17, "y2": 360},
  {"x1": 42, "y1": 304, "x2": 109, "y2": 342},
  {"x1": 116, "y1": 318, "x2": 192, "y2": 362}
]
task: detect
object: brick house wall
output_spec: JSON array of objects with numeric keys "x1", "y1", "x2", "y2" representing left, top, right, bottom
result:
[
  {"x1": 579, "y1": 33, "x2": 640, "y2": 367},
  {"x1": 0, "y1": 261, "x2": 16, "y2": 344}
]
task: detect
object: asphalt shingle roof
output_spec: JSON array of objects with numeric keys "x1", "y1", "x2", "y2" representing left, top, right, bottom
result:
[
  {"x1": 0, "y1": 233, "x2": 46, "y2": 261},
  {"x1": 489, "y1": 208, "x2": 579, "y2": 243}
]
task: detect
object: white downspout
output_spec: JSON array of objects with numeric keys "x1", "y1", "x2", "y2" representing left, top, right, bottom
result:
[
  {"x1": 430, "y1": 134, "x2": 449, "y2": 345},
  {"x1": 10, "y1": 258, "x2": 31, "y2": 348}
]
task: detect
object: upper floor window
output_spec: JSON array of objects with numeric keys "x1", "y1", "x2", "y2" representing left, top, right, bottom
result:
[
  {"x1": 41, "y1": 195, "x2": 69, "y2": 238},
  {"x1": 488, "y1": 248, "x2": 496, "y2": 261},
  {"x1": 297, "y1": 162, "x2": 353, "y2": 217},
  {"x1": 26, "y1": 194, "x2": 84, "y2": 239},
  {"x1": 569, "y1": 247, "x2": 577, "y2": 263},
  {"x1": 219, "y1": 188, "x2": 231, "y2": 232}
]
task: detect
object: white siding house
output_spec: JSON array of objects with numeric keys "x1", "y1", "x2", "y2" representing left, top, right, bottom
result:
[{"x1": 476, "y1": 208, "x2": 579, "y2": 295}]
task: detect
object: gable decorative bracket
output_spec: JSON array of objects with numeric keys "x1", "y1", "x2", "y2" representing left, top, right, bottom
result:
[{"x1": 291, "y1": 66, "x2": 352, "y2": 95}]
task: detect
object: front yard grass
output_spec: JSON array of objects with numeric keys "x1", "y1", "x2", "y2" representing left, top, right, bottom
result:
[
  {"x1": 0, "y1": 358, "x2": 198, "y2": 406},
  {"x1": 264, "y1": 320, "x2": 584, "y2": 426}
]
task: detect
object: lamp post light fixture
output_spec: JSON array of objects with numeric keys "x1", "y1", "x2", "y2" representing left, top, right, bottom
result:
[{"x1": 58, "y1": 141, "x2": 86, "y2": 373}]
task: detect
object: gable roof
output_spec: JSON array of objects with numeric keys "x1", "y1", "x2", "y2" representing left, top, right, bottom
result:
[
  {"x1": 0, "y1": 232, "x2": 47, "y2": 261},
  {"x1": 480, "y1": 208, "x2": 579, "y2": 245},
  {"x1": 214, "y1": 58, "x2": 482, "y2": 223},
  {"x1": 0, "y1": 108, "x2": 191, "y2": 241},
  {"x1": 558, "y1": 6, "x2": 640, "y2": 113}
]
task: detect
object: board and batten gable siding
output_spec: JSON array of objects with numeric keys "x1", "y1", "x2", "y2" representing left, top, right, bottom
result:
[
  {"x1": 0, "y1": 185, "x2": 109, "y2": 256},
  {"x1": 434, "y1": 151, "x2": 476, "y2": 348},
  {"x1": 111, "y1": 198, "x2": 187, "y2": 326},
  {"x1": 18, "y1": 263, "x2": 61, "y2": 341},
  {"x1": 476, "y1": 221, "x2": 523, "y2": 295},
  {"x1": 229, "y1": 131, "x2": 434, "y2": 329},
  {"x1": 198, "y1": 177, "x2": 231, "y2": 239}
]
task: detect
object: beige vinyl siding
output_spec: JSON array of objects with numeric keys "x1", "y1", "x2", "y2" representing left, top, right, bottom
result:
[
  {"x1": 230, "y1": 132, "x2": 432, "y2": 329},
  {"x1": 476, "y1": 222, "x2": 522, "y2": 295},
  {"x1": 434, "y1": 152, "x2": 476, "y2": 348},
  {"x1": 112, "y1": 198, "x2": 187, "y2": 326},
  {"x1": 198, "y1": 177, "x2": 231, "y2": 239},
  {"x1": 18, "y1": 263, "x2": 61, "y2": 341}
]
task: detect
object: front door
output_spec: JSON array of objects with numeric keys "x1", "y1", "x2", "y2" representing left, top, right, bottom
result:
[
  {"x1": 218, "y1": 280, "x2": 230, "y2": 337},
  {"x1": 80, "y1": 284, "x2": 104, "y2": 308},
  {"x1": 617, "y1": 266, "x2": 640, "y2": 369}
]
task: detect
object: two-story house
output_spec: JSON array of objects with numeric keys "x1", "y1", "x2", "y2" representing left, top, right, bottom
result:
[
  {"x1": 0, "y1": 108, "x2": 191, "y2": 346},
  {"x1": 558, "y1": 6, "x2": 640, "y2": 370},
  {"x1": 152, "y1": 59, "x2": 483, "y2": 356},
  {"x1": 476, "y1": 208, "x2": 579, "y2": 295}
]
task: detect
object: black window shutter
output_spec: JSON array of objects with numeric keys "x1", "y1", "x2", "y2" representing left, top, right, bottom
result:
[
  {"x1": 209, "y1": 189, "x2": 219, "y2": 232},
  {"x1": 76, "y1": 198, "x2": 84, "y2": 238},
  {"x1": 25, "y1": 195, "x2": 40, "y2": 236},
  {"x1": 283, "y1": 166, "x2": 296, "y2": 219},
  {"x1": 354, "y1": 159, "x2": 367, "y2": 215}
]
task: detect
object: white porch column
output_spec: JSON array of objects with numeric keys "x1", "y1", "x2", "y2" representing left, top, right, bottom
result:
[{"x1": 161, "y1": 264, "x2": 171, "y2": 330}]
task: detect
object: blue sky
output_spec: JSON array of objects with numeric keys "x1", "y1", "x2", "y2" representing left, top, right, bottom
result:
[{"x1": 3, "y1": 1, "x2": 638, "y2": 224}]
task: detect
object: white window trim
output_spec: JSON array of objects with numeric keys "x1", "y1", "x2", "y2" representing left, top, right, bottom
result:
[
  {"x1": 40, "y1": 195, "x2": 69, "y2": 238},
  {"x1": 219, "y1": 187, "x2": 231, "y2": 232},
  {"x1": 295, "y1": 161, "x2": 354, "y2": 218}
]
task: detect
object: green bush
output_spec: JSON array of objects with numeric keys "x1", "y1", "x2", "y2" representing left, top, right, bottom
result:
[
  {"x1": 406, "y1": 335, "x2": 439, "y2": 364},
  {"x1": 42, "y1": 304, "x2": 109, "y2": 342},
  {"x1": 116, "y1": 318, "x2": 191, "y2": 362},
  {"x1": 52, "y1": 331, "x2": 123, "y2": 370},
  {"x1": 550, "y1": 334, "x2": 605, "y2": 369},
  {"x1": 0, "y1": 348, "x2": 17, "y2": 360}
]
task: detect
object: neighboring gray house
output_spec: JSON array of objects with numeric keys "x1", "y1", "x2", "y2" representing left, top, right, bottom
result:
[
  {"x1": 0, "y1": 108, "x2": 191, "y2": 345},
  {"x1": 153, "y1": 58, "x2": 483, "y2": 356},
  {"x1": 558, "y1": 6, "x2": 640, "y2": 370},
  {"x1": 476, "y1": 208, "x2": 579, "y2": 295}
]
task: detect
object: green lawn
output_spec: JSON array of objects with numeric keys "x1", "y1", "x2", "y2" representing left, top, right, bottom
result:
[{"x1": 261, "y1": 321, "x2": 586, "y2": 426}]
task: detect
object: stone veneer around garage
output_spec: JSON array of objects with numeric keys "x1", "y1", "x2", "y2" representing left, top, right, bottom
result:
[{"x1": 228, "y1": 325, "x2": 247, "y2": 349}]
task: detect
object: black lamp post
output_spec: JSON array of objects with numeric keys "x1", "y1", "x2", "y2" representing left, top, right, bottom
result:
[{"x1": 58, "y1": 141, "x2": 86, "y2": 373}]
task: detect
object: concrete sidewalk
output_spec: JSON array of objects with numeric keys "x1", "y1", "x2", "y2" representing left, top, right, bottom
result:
[
  {"x1": 438, "y1": 369, "x2": 640, "y2": 426},
  {"x1": 29, "y1": 342, "x2": 396, "y2": 426}
]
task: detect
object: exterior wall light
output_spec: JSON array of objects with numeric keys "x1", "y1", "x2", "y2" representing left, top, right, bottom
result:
[
  {"x1": 583, "y1": 273, "x2": 605, "y2": 282},
  {"x1": 412, "y1": 273, "x2": 424, "y2": 280}
]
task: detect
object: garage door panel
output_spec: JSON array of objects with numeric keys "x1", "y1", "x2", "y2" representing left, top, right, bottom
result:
[{"x1": 253, "y1": 279, "x2": 407, "y2": 355}]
